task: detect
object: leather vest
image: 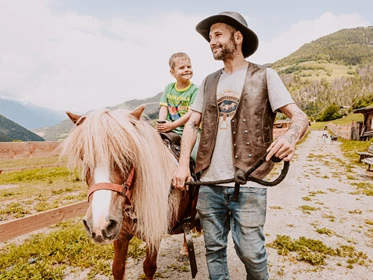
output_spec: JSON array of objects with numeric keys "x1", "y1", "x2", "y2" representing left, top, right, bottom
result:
[{"x1": 195, "y1": 63, "x2": 276, "y2": 179}]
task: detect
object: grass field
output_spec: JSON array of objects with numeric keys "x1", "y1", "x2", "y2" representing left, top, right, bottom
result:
[
  {"x1": 0, "y1": 156, "x2": 146, "y2": 279},
  {"x1": 276, "y1": 61, "x2": 357, "y2": 82},
  {"x1": 311, "y1": 113, "x2": 363, "y2": 130}
]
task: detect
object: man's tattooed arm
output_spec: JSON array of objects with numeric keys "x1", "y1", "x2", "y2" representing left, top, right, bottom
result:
[
  {"x1": 280, "y1": 106, "x2": 309, "y2": 144},
  {"x1": 178, "y1": 114, "x2": 201, "y2": 166}
]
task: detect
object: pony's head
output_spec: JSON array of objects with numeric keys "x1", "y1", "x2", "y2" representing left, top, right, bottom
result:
[{"x1": 60, "y1": 106, "x2": 178, "y2": 249}]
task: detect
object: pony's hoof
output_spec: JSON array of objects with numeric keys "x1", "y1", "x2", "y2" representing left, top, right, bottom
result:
[{"x1": 178, "y1": 253, "x2": 189, "y2": 262}]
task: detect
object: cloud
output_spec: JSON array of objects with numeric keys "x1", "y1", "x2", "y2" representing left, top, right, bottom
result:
[
  {"x1": 0, "y1": 1, "x2": 370, "y2": 112},
  {"x1": 251, "y1": 12, "x2": 371, "y2": 64}
]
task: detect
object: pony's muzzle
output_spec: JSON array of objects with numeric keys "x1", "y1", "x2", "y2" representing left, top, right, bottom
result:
[{"x1": 83, "y1": 216, "x2": 121, "y2": 243}]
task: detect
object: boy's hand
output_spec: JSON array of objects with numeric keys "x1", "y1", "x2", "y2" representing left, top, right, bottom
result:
[{"x1": 157, "y1": 120, "x2": 174, "y2": 133}]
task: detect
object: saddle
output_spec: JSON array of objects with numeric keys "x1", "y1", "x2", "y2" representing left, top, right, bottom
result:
[
  {"x1": 159, "y1": 131, "x2": 201, "y2": 232},
  {"x1": 159, "y1": 131, "x2": 200, "y2": 181}
]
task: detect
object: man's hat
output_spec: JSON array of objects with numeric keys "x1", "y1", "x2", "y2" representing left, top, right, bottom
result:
[{"x1": 195, "y1": 11, "x2": 258, "y2": 58}]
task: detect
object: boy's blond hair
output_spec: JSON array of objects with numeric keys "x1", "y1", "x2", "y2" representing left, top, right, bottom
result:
[{"x1": 169, "y1": 52, "x2": 191, "y2": 70}]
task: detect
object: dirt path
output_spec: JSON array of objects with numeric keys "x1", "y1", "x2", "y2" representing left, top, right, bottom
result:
[{"x1": 120, "y1": 130, "x2": 373, "y2": 280}]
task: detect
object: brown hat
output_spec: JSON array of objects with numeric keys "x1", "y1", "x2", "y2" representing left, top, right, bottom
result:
[{"x1": 195, "y1": 11, "x2": 258, "y2": 58}]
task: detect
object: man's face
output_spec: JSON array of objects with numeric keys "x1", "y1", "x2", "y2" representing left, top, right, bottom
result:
[
  {"x1": 170, "y1": 58, "x2": 193, "y2": 84},
  {"x1": 209, "y1": 23, "x2": 238, "y2": 61}
]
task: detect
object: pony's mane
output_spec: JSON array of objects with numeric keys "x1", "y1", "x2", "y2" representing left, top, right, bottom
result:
[{"x1": 60, "y1": 108, "x2": 179, "y2": 249}]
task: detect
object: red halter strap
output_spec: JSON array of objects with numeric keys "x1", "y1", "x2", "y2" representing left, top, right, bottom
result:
[{"x1": 87, "y1": 166, "x2": 135, "y2": 202}]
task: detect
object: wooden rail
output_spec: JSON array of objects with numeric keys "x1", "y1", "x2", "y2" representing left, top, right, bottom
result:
[
  {"x1": 0, "y1": 141, "x2": 60, "y2": 159},
  {"x1": 0, "y1": 201, "x2": 88, "y2": 242}
]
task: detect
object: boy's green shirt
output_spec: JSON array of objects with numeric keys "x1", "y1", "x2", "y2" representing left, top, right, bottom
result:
[{"x1": 159, "y1": 82, "x2": 199, "y2": 135}]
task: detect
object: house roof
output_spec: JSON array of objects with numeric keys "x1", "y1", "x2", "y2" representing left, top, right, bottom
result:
[{"x1": 353, "y1": 107, "x2": 373, "y2": 114}]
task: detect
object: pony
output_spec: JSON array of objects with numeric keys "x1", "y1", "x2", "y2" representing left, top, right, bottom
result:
[{"x1": 59, "y1": 106, "x2": 198, "y2": 280}]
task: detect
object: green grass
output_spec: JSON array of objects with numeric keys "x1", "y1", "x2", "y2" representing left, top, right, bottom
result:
[
  {"x1": 268, "y1": 235, "x2": 368, "y2": 267},
  {"x1": 340, "y1": 138, "x2": 372, "y2": 163},
  {"x1": 311, "y1": 113, "x2": 363, "y2": 130},
  {"x1": 277, "y1": 61, "x2": 357, "y2": 82},
  {"x1": 350, "y1": 182, "x2": 373, "y2": 196},
  {"x1": 0, "y1": 156, "x2": 65, "y2": 169},
  {"x1": 0, "y1": 166, "x2": 76, "y2": 185},
  {"x1": 0, "y1": 220, "x2": 146, "y2": 279}
]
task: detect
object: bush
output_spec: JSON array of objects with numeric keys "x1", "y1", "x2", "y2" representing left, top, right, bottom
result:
[{"x1": 316, "y1": 104, "x2": 342, "y2": 122}]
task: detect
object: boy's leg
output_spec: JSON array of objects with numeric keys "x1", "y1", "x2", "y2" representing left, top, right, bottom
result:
[
  {"x1": 196, "y1": 185, "x2": 230, "y2": 280},
  {"x1": 190, "y1": 132, "x2": 200, "y2": 162},
  {"x1": 229, "y1": 187, "x2": 268, "y2": 280}
]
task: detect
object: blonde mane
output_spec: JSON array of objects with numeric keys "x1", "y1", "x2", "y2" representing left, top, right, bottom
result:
[{"x1": 59, "y1": 108, "x2": 179, "y2": 249}]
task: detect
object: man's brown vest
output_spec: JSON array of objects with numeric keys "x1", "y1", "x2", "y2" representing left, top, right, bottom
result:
[{"x1": 195, "y1": 62, "x2": 276, "y2": 179}]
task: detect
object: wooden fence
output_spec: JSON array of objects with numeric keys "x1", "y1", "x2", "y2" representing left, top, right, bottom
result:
[
  {"x1": 327, "y1": 123, "x2": 352, "y2": 140},
  {"x1": 0, "y1": 141, "x2": 60, "y2": 160},
  {"x1": 0, "y1": 201, "x2": 87, "y2": 242}
]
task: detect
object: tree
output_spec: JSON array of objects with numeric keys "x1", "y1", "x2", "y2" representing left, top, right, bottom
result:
[{"x1": 316, "y1": 104, "x2": 342, "y2": 122}]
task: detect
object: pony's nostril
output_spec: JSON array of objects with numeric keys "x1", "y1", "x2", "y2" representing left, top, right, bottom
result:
[
  {"x1": 103, "y1": 219, "x2": 118, "y2": 238},
  {"x1": 83, "y1": 219, "x2": 90, "y2": 233},
  {"x1": 107, "y1": 219, "x2": 118, "y2": 232}
]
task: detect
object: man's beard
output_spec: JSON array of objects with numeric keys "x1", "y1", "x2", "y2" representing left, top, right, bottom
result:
[{"x1": 212, "y1": 35, "x2": 238, "y2": 60}]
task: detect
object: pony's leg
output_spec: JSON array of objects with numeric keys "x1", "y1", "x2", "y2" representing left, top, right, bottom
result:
[
  {"x1": 178, "y1": 235, "x2": 189, "y2": 262},
  {"x1": 112, "y1": 236, "x2": 131, "y2": 280},
  {"x1": 143, "y1": 246, "x2": 158, "y2": 280}
]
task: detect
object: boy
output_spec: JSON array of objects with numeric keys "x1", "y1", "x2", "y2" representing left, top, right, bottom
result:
[{"x1": 157, "y1": 52, "x2": 199, "y2": 160}]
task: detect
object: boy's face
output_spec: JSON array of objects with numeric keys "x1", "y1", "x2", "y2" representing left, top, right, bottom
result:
[{"x1": 170, "y1": 58, "x2": 193, "y2": 84}]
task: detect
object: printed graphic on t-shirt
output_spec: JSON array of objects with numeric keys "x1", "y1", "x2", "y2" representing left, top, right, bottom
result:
[
  {"x1": 168, "y1": 101, "x2": 182, "y2": 121},
  {"x1": 217, "y1": 88, "x2": 240, "y2": 130}
]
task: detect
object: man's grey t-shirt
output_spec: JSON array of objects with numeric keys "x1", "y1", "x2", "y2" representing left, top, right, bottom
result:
[{"x1": 191, "y1": 66, "x2": 294, "y2": 187}]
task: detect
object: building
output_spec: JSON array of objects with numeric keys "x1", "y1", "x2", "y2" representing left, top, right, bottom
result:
[{"x1": 353, "y1": 106, "x2": 373, "y2": 140}]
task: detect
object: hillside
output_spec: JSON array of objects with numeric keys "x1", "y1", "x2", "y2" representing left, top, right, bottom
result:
[
  {"x1": 35, "y1": 92, "x2": 163, "y2": 141},
  {"x1": 0, "y1": 98, "x2": 66, "y2": 130},
  {"x1": 0, "y1": 114, "x2": 45, "y2": 142},
  {"x1": 271, "y1": 26, "x2": 373, "y2": 118},
  {"x1": 274, "y1": 26, "x2": 373, "y2": 67}
]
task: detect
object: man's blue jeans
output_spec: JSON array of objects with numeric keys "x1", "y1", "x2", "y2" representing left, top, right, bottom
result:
[{"x1": 196, "y1": 185, "x2": 268, "y2": 280}]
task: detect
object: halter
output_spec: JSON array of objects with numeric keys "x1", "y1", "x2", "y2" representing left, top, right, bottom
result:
[{"x1": 87, "y1": 166, "x2": 135, "y2": 202}]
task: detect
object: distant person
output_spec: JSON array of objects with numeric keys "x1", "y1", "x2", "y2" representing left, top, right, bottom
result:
[
  {"x1": 172, "y1": 11, "x2": 309, "y2": 280},
  {"x1": 157, "y1": 52, "x2": 199, "y2": 161},
  {"x1": 322, "y1": 127, "x2": 328, "y2": 143}
]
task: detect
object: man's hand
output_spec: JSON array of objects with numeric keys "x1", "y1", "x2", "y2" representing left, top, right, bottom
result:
[
  {"x1": 172, "y1": 165, "x2": 191, "y2": 191},
  {"x1": 266, "y1": 133, "x2": 295, "y2": 162},
  {"x1": 234, "y1": 169, "x2": 247, "y2": 185},
  {"x1": 157, "y1": 120, "x2": 174, "y2": 133}
]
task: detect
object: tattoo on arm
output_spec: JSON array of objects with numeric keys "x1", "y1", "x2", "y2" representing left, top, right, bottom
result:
[
  {"x1": 179, "y1": 120, "x2": 198, "y2": 165},
  {"x1": 189, "y1": 120, "x2": 199, "y2": 132},
  {"x1": 283, "y1": 108, "x2": 309, "y2": 144}
]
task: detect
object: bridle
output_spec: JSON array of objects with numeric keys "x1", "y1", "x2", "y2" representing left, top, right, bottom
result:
[{"x1": 87, "y1": 165, "x2": 135, "y2": 203}]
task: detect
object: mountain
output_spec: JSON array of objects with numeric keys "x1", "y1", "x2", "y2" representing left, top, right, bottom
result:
[
  {"x1": 0, "y1": 98, "x2": 66, "y2": 130},
  {"x1": 274, "y1": 26, "x2": 373, "y2": 67},
  {"x1": 110, "y1": 92, "x2": 163, "y2": 119},
  {"x1": 34, "y1": 92, "x2": 163, "y2": 141},
  {"x1": 0, "y1": 114, "x2": 45, "y2": 142},
  {"x1": 270, "y1": 26, "x2": 373, "y2": 118},
  {"x1": 0, "y1": 131, "x2": 12, "y2": 142}
]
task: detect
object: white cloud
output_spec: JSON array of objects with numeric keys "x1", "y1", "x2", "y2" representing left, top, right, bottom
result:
[
  {"x1": 251, "y1": 12, "x2": 371, "y2": 64},
  {"x1": 0, "y1": 1, "x2": 370, "y2": 112}
]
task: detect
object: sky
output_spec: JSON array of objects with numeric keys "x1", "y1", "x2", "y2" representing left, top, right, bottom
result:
[{"x1": 0, "y1": 0, "x2": 372, "y2": 113}]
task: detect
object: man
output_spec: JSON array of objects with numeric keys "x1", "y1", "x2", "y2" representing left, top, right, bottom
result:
[{"x1": 172, "y1": 11, "x2": 309, "y2": 280}]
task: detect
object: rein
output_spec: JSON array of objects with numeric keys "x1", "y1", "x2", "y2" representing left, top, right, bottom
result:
[{"x1": 185, "y1": 152, "x2": 290, "y2": 201}]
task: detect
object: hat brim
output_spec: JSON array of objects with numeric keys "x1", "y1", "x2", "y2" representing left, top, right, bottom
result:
[{"x1": 195, "y1": 14, "x2": 258, "y2": 58}]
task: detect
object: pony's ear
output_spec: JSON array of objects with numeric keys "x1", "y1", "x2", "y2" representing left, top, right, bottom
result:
[
  {"x1": 129, "y1": 105, "x2": 145, "y2": 120},
  {"x1": 66, "y1": 111, "x2": 86, "y2": 126}
]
